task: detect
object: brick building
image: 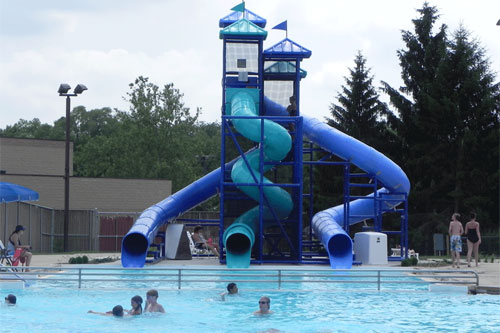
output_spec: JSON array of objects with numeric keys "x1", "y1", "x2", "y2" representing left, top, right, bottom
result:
[{"x1": 0, "y1": 137, "x2": 171, "y2": 211}]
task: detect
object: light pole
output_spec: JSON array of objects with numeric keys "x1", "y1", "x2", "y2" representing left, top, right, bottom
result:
[{"x1": 58, "y1": 83, "x2": 87, "y2": 252}]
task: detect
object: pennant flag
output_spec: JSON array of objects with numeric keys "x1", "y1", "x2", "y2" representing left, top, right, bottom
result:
[
  {"x1": 231, "y1": 2, "x2": 245, "y2": 12},
  {"x1": 272, "y1": 20, "x2": 287, "y2": 31}
]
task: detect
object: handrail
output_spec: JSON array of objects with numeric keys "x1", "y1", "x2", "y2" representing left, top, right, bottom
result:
[{"x1": 0, "y1": 267, "x2": 479, "y2": 290}]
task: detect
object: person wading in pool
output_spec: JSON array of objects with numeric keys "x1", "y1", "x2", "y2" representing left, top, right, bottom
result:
[
  {"x1": 221, "y1": 282, "x2": 238, "y2": 301},
  {"x1": 5, "y1": 294, "x2": 16, "y2": 306},
  {"x1": 448, "y1": 213, "x2": 464, "y2": 268},
  {"x1": 465, "y1": 212, "x2": 481, "y2": 267},
  {"x1": 254, "y1": 296, "x2": 273, "y2": 315},
  {"x1": 125, "y1": 295, "x2": 143, "y2": 315},
  {"x1": 144, "y1": 289, "x2": 165, "y2": 313}
]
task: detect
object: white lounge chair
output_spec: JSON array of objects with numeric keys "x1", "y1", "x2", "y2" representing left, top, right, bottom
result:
[
  {"x1": 391, "y1": 246, "x2": 419, "y2": 260},
  {"x1": 390, "y1": 247, "x2": 401, "y2": 257},
  {"x1": 186, "y1": 231, "x2": 213, "y2": 256},
  {"x1": 0, "y1": 240, "x2": 14, "y2": 266}
]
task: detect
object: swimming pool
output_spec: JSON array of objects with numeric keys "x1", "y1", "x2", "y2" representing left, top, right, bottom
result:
[{"x1": 1, "y1": 268, "x2": 499, "y2": 332}]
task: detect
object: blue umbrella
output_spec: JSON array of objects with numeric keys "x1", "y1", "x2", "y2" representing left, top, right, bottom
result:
[{"x1": 0, "y1": 182, "x2": 39, "y2": 203}]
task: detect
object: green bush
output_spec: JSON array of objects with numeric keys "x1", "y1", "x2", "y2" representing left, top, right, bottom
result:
[
  {"x1": 90, "y1": 257, "x2": 118, "y2": 264},
  {"x1": 401, "y1": 258, "x2": 411, "y2": 266},
  {"x1": 68, "y1": 255, "x2": 90, "y2": 264},
  {"x1": 68, "y1": 255, "x2": 120, "y2": 264},
  {"x1": 401, "y1": 257, "x2": 418, "y2": 267}
]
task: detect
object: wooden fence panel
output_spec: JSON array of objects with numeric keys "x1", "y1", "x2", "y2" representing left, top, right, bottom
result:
[{"x1": 99, "y1": 215, "x2": 134, "y2": 252}]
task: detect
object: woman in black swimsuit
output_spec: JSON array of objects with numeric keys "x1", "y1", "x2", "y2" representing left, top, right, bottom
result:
[{"x1": 464, "y1": 212, "x2": 481, "y2": 267}]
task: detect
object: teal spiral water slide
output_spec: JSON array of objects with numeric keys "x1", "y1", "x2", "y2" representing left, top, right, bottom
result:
[{"x1": 223, "y1": 89, "x2": 292, "y2": 268}]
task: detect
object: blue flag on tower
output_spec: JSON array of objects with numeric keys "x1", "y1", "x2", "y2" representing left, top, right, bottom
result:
[
  {"x1": 272, "y1": 20, "x2": 287, "y2": 31},
  {"x1": 231, "y1": 2, "x2": 245, "y2": 12}
]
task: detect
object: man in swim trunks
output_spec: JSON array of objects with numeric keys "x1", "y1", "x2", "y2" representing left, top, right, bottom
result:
[{"x1": 448, "y1": 213, "x2": 464, "y2": 268}]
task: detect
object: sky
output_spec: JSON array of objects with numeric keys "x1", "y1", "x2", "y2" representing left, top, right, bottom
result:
[{"x1": 1, "y1": 0, "x2": 499, "y2": 129}]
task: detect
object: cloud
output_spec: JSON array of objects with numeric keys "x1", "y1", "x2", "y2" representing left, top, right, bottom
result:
[
  {"x1": 308, "y1": 61, "x2": 351, "y2": 87},
  {"x1": 0, "y1": 46, "x2": 220, "y2": 126},
  {"x1": 0, "y1": 0, "x2": 499, "y2": 129}
]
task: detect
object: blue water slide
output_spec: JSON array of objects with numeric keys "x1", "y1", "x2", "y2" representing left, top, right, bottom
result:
[
  {"x1": 121, "y1": 159, "x2": 239, "y2": 268},
  {"x1": 223, "y1": 90, "x2": 293, "y2": 268},
  {"x1": 264, "y1": 97, "x2": 410, "y2": 268},
  {"x1": 121, "y1": 90, "x2": 293, "y2": 268},
  {"x1": 121, "y1": 94, "x2": 409, "y2": 269}
]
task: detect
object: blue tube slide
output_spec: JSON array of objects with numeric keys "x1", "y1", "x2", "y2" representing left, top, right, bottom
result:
[
  {"x1": 121, "y1": 94, "x2": 409, "y2": 269},
  {"x1": 223, "y1": 90, "x2": 293, "y2": 268},
  {"x1": 264, "y1": 97, "x2": 410, "y2": 268},
  {"x1": 121, "y1": 89, "x2": 293, "y2": 268},
  {"x1": 121, "y1": 159, "x2": 239, "y2": 267}
]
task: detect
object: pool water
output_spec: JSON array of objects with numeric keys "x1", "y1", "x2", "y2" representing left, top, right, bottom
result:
[{"x1": 1, "y1": 284, "x2": 499, "y2": 332}]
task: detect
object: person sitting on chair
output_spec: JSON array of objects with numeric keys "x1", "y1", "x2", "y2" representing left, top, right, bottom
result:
[
  {"x1": 192, "y1": 226, "x2": 220, "y2": 258},
  {"x1": 7, "y1": 225, "x2": 32, "y2": 269}
]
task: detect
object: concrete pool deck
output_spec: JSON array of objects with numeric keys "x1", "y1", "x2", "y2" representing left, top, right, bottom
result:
[{"x1": 26, "y1": 253, "x2": 499, "y2": 293}]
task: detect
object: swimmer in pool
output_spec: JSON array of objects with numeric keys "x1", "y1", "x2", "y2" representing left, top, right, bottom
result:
[
  {"x1": 254, "y1": 296, "x2": 273, "y2": 315},
  {"x1": 221, "y1": 282, "x2": 238, "y2": 301},
  {"x1": 88, "y1": 305, "x2": 124, "y2": 317}
]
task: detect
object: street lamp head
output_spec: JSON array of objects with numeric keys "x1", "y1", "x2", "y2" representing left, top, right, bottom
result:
[
  {"x1": 58, "y1": 83, "x2": 71, "y2": 94},
  {"x1": 497, "y1": 19, "x2": 500, "y2": 26},
  {"x1": 74, "y1": 84, "x2": 88, "y2": 95}
]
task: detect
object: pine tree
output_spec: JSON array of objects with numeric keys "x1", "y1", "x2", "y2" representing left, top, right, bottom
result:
[
  {"x1": 381, "y1": 3, "x2": 449, "y2": 221},
  {"x1": 441, "y1": 26, "x2": 500, "y2": 225},
  {"x1": 314, "y1": 52, "x2": 390, "y2": 213},
  {"x1": 381, "y1": 4, "x2": 448, "y2": 204},
  {"x1": 327, "y1": 51, "x2": 388, "y2": 150},
  {"x1": 381, "y1": 3, "x2": 499, "y2": 248}
]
